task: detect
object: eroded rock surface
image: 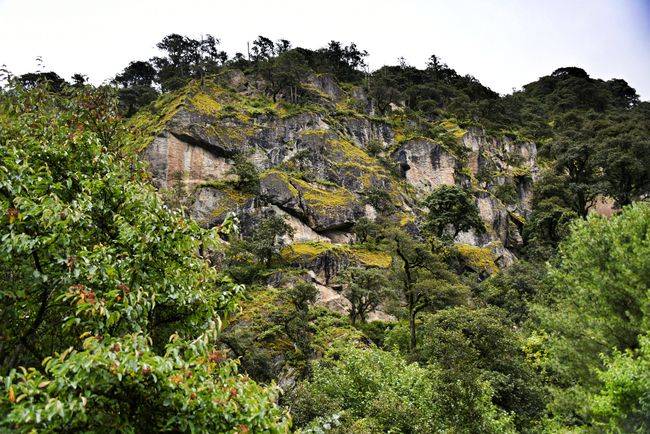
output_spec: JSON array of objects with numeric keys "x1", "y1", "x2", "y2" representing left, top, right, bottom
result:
[{"x1": 140, "y1": 73, "x2": 542, "y2": 278}]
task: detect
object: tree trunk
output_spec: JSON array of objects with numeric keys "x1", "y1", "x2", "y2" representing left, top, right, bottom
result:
[{"x1": 409, "y1": 310, "x2": 417, "y2": 350}]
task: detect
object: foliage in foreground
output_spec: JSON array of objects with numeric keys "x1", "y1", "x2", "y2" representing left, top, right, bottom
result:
[
  {"x1": 292, "y1": 345, "x2": 515, "y2": 434},
  {"x1": 0, "y1": 84, "x2": 289, "y2": 432},
  {"x1": 3, "y1": 334, "x2": 285, "y2": 432},
  {"x1": 536, "y1": 202, "x2": 650, "y2": 431}
]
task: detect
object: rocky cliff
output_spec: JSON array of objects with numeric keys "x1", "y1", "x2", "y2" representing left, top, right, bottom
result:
[{"x1": 134, "y1": 71, "x2": 539, "y2": 293}]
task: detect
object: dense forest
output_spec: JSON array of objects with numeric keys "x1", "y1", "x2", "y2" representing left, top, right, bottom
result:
[{"x1": 1, "y1": 34, "x2": 649, "y2": 433}]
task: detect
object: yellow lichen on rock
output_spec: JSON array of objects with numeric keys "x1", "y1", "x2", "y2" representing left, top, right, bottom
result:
[
  {"x1": 440, "y1": 119, "x2": 467, "y2": 140},
  {"x1": 291, "y1": 178, "x2": 356, "y2": 209},
  {"x1": 351, "y1": 249, "x2": 392, "y2": 268},
  {"x1": 281, "y1": 241, "x2": 391, "y2": 268},
  {"x1": 327, "y1": 138, "x2": 375, "y2": 165},
  {"x1": 190, "y1": 92, "x2": 222, "y2": 116},
  {"x1": 455, "y1": 243, "x2": 498, "y2": 274}
]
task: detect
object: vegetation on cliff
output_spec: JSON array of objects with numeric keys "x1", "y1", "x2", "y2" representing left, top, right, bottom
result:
[{"x1": 1, "y1": 32, "x2": 649, "y2": 433}]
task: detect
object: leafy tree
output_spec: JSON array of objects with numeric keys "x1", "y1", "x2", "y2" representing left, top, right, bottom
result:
[
  {"x1": 606, "y1": 78, "x2": 639, "y2": 108},
  {"x1": 114, "y1": 60, "x2": 157, "y2": 87},
  {"x1": 275, "y1": 39, "x2": 292, "y2": 54},
  {"x1": 523, "y1": 67, "x2": 610, "y2": 112},
  {"x1": 523, "y1": 171, "x2": 579, "y2": 258},
  {"x1": 17, "y1": 71, "x2": 68, "y2": 92},
  {"x1": 595, "y1": 106, "x2": 650, "y2": 207},
  {"x1": 548, "y1": 110, "x2": 607, "y2": 217},
  {"x1": 337, "y1": 267, "x2": 390, "y2": 325},
  {"x1": 368, "y1": 67, "x2": 403, "y2": 114},
  {"x1": 381, "y1": 227, "x2": 457, "y2": 349},
  {"x1": 477, "y1": 261, "x2": 548, "y2": 325},
  {"x1": 292, "y1": 345, "x2": 515, "y2": 433},
  {"x1": 0, "y1": 84, "x2": 288, "y2": 431},
  {"x1": 71, "y1": 73, "x2": 87, "y2": 87},
  {"x1": 151, "y1": 34, "x2": 227, "y2": 91},
  {"x1": 425, "y1": 54, "x2": 448, "y2": 77},
  {"x1": 260, "y1": 50, "x2": 310, "y2": 103},
  {"x1": 245, "y1": 214, "x2": 294, "y2": 266},
  {"x1": 114, "y1": 60, "x2": 159, "y2": 116},
  {"x1": 292, "y1": 41, "x2": 367, "y2": 83},
  {"x1": 589, "y1": 334, "x2": 650, "y2": 432},
  {"x1": 423, "y1": 185, "x2": 485, "y2": 240},
  {"x1": 382, "y1": 227, "x2": 431, "y2": 350},
  {"x1": 279, "y1": 280, "x2": 317, "y2": 360},
  {"x1": 1, "y1": 333, "x2": 288, "y2": 433},
  {"x1": 227, "y1": 155, "x2": 260, "y2": 193},
  {"x1": 363, "y1": 187, "x2": 395, "y2": 213},
  {"x1": 251, "y1": 35, "x2": 276, "y2": 62},
  {"x1": 352, "y1": 217, "x2": 382, "y2": 245},
  {"x1": 388, "y1": 307, "x2": 546, "y2": 430},
  {"x1": 536, "y1": 203, "x2": 650, "y2": 428},
  {"x1": 318, "y1": 41, "x2": 367, "y2": 82}
]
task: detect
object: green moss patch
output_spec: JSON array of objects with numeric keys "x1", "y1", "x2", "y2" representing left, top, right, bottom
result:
[
  {"x1": 455, "y1": 244, "x2": 498, "y2": 274},
  {"x1": 281, "y1": 241, "x2": 391, "y2": 268}
]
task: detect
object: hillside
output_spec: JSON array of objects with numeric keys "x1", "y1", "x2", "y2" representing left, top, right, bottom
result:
[
  {"x1": 136, "y1": 71, "x2": 537, "y2": 263},
  {"x1": 1, "y1": 34, "x2": 649, "y2": 433}
]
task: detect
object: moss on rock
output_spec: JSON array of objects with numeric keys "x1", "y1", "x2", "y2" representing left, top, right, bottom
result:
[
  {"x1": 455, "y1": 244, "x2": 498, "y2": 274},
  {"x1": 281, "y1": 241, "x2": 391, "y2": 268}
]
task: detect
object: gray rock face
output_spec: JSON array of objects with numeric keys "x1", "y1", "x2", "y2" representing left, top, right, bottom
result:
[
  {"x1": 392, "y1": 139, "x2": 458, "y2": 192},
  {"x1": 141, "y1": 73, "x2": 542, "y2": 269},
  {"x1": 259, "y1": 172, "x2": 365, "y2": 232},
  {"x1": 306, "y1": 73, "x2": 344, "y2": 101},
  {"x1": 191, "y1": 186, "x2": 228, "y2": 226},
  {"x1": 342, "y1": 117, "x2": 394, "y2": 149},
  {"x1": 463, "y1": 128, "x2": 538, "y2": 216},
  {"x1": 144, "y1": 132, "x2": 234, "y2": 189},
  {"x1": 388, "y1": 129, "x2": 538, "y2": 256}
]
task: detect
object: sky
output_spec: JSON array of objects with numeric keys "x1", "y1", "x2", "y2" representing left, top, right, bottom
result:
[{"x1": 1, "y1": 0, "x2": 649, "y2": 98}]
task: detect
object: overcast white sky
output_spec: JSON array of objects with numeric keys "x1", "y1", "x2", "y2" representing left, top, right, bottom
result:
[{"x1": 1, "y1": 0, "x2": 649, "y2": 98}]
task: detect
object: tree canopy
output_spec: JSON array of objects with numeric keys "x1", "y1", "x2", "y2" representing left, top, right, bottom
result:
[{"x1": 0, "y1": 84, "x2": 289, "y2": 432}]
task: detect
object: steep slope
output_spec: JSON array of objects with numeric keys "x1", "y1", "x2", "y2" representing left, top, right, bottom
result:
[{"x1": 133, "y1": 71, "x2": 538, "y2": 275}]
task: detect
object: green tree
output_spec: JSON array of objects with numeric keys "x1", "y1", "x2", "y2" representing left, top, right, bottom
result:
[
  {"x1": 589, "y1": 334, "x2": 650, "y2": 432},
  {"x1": 258, "y1": 50, "x2": 310, "y2": 103},
  {"x1": 381, "y1": 227, "x2": 457, "y2": 350},
  {"x1": 151, "y1": 34, "x2": 227, "y2": 91},
  {"x1": 17, "y1": 71, "x2": 68, "y2": 92},
  {"x1": 549, "y1": 110, "x2": 606, "y2": 217},
  {"x1": 337, "y1": 267, "x2": 391, "y2": 325},
  {"x1": 388, "y1": 307, "x2": 546, "y2": 430},
  {"x1": 312, "y1": 40, "x2": 368, "y2": 82},
  {"x1": 477, "y1": 261, "x2": 548, "y2": 325},
  {"x1": 113, "y1": 60, "x2": 159, "y2": 116},
  {"x1": 523, "y1": 171, "x2": 579, "y2": 258},
  {"x1": 292, "y1": 345, "x2": 514, "y2": 433},
  {"x1": 423, "y1": 185, "x2": 485, "y2": 240},
  {"x1": 282, "y1": 280, "x2": 318, "y2": 357},
  {"x1": 537, "y1": 203, "x2": 650, "y2": 428},
  {"x1": 245, "y1": 214, "x2": 294, "y2": 266},
  {"x1": 251, "y1": 35, "x2": 276, "y2": 62},
  {"x1": 0, "y1": 84, "x2": 288, "y2": 432},
  {"x1": 227, "y1": 155, "x2": 260, "y2": 193},
  {"x1": 368, "y1": 67, "x2": 402, "y2": 115},
  {"x1": 595, "y1": 106, "x2": 650, "y2": 207}
]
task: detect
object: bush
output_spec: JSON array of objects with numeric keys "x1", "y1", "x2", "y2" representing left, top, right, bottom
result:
[
  {"x1": 0, "y1": 84, "x2": 288, "y2": 432},
  {"x1": 292, "y1": 345, "x2": 515, "y2": 433}
]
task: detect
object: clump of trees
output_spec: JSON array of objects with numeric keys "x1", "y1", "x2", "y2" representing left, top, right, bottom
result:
[
  {"x1": 336, "y1": 267, "x2": 390, "y2": 325},
  {"x1": 0, "y1": 84, "x2": 289, "y2": 432},
  {"x1": 424, "y1": 185, "x2": 485, "y2": 240},
  {"x1": 110, "y1": 34, "x2": 369, "y2": 115}
]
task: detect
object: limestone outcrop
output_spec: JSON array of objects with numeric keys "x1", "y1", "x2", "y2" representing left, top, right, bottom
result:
[{"x1": 137, "y1": 72, "x2": 540, "y2": 271}]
